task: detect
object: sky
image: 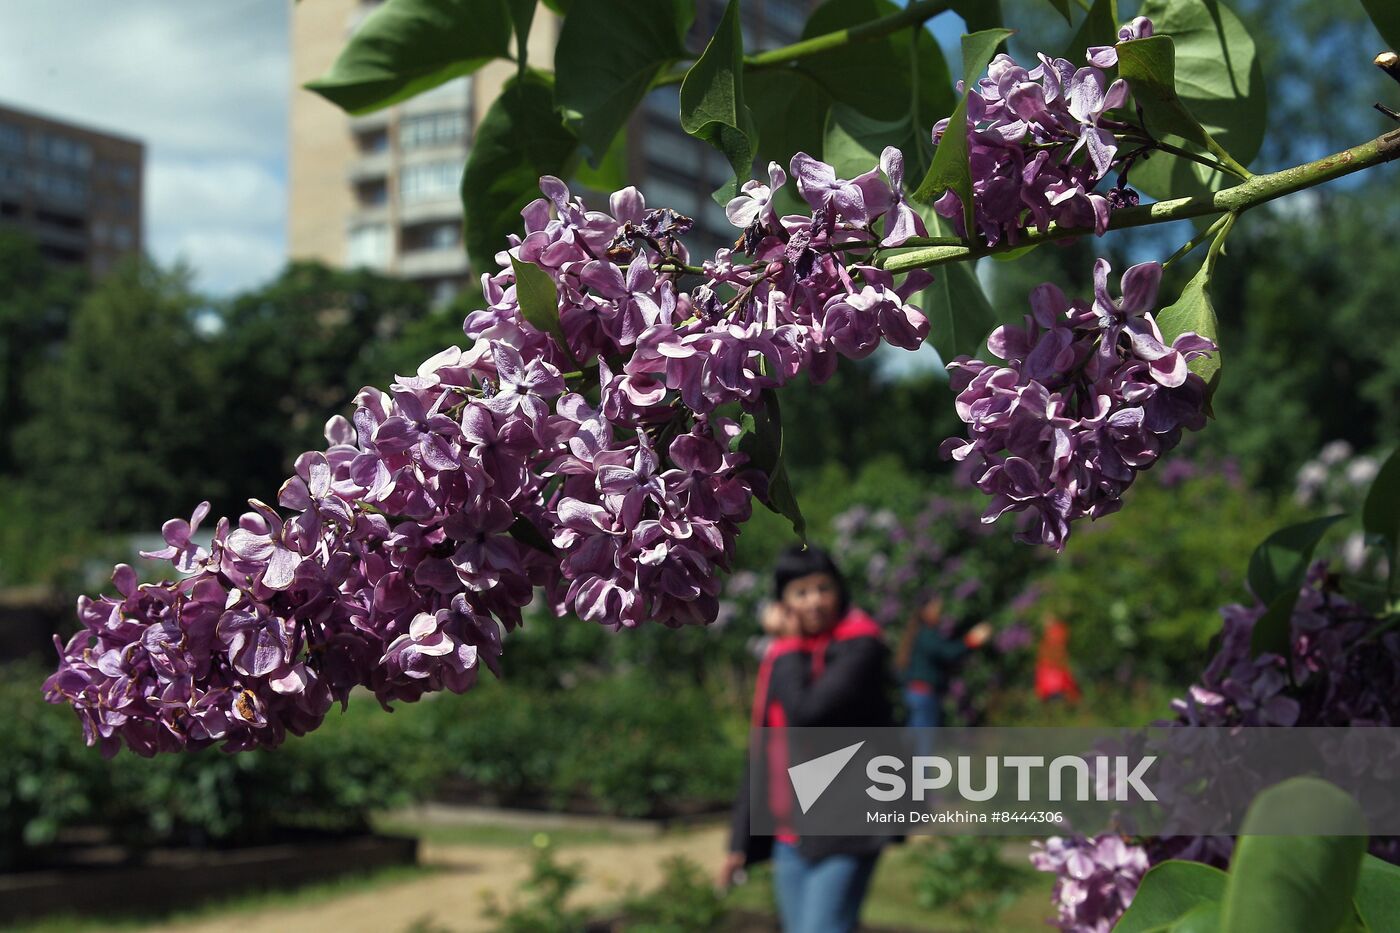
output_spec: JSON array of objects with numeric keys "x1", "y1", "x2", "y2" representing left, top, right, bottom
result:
[{"x1": 0, "y1": 0, "x2": 289, "y2": 295}]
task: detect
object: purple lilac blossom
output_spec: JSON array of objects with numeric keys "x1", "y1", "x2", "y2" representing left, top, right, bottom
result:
[
  {"x1": 941, "y1": 258, "x2": 1216, "y2": 550},
  {"x1": 931, "y1": 21, "x2": 1152, "y2": 245},
  {"x1": 1033, "y1": 564, "x2": 1400, "y2": 931}
]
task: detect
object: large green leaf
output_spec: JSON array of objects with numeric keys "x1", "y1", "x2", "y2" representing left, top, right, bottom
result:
[
  {"x1": 1064, "y1": 0, "x2": 1119, "y2": 60},
  {"x1": 555, "y1": 0, "x2": 693, "y2": 164},
  {"x1": 1155, "y1": 237, "x2": 1225, "y2": 402},
  {"x1": 732, "y1": 390, "x2": 806, "y2": 541},
  {"x1": 912, "y1": 28, "x2": 1013, "y2": 233},
  {"x1": 1130, "y1": 0, "x2": 1266, "y2": 201},
  {"x1": 747, "y1": 69, "x2": 832, "y2": 175},
  {"x1": 1354, "y1": 854, "x2": 1400, "y2": 933},
  {"x1": 914, "y1": 210, "x2": 998, "y2": 362},
  {"x1": 572, "y1": 126, "x2": 631, "y2": 194},
  {"x1": 1362, "y1": 447, "x2": 1400, "y2": 596},
  {"x1": 679, "y1": 0, "x2": 756, "y2": 204},
  {"x1": 461, "y1": 70, "x2": 578, "y2": 274},
  {"x1": 1114, "y1": 860, "x2": 1228, "y2": 933},
  {"x1": 1221, "y1": 778, "x2": 1367, "y2": 933},
  {"x1": 306, "y1": 0, "x2": 511, "y2": 114},
  {"x1": 795, "y1": 0, "x2": 956, "y2": 158},
  {"x1": 823, "y1": 104, "x2": 908, "y2": 179},
  {"x1": 1118, "y1": 36, "x2": 1219, "y2": 154},
  {"x1": 1246, "y1": 514, "x2": 1346, "y2": 657},
  {"x1": 1040, "y1": 0, "x2": 1073, "y2": 24},
  {"x1": 951, "y1": 0, "x2": 1005, "y2": 32},
  {"x1": 1360, "y1": 0, "x2": 1400, "y2": 52}
]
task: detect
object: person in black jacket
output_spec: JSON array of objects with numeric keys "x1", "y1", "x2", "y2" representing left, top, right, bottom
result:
[{"x1": 718, "y1": 546, "x2": 896, "y2": 933}]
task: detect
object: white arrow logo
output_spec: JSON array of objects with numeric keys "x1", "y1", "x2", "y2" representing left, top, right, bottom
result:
[{"x1": 787, "y1": 741, "x2": 866, "y2": 814}]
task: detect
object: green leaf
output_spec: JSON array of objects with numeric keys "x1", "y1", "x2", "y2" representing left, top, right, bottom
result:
[
  {"x1": 1156, "y1": 249, "x2": 1223, "y2": 402},
  {"x1": 1246, "y1": 514, "x2": 1346, "y2": 656},
  {"x1": 509, "y1": 515, "x2": 556, "y2": 556},
  {"x1": 508, "y1": 0, "x2": 535, "y2": 74},
  {"x1": 509, "y1": 255, "x2": 571, "y2": 359},
  {"x1": 950, "y1": 0, "x2": 1004, "y2": 32},
  {"x1": 823, "y1": 104, "x2": 909, "y2": 179},
  {"x1": 306, "y1": 0, "x2": 511, "y2": 114},
  {"x1": 1064, "y1": 0, "x2": 1118, "y2": 60},
  {"x1": 572, "y1": 125, "x2": 631, "y2": 194},
  {"x1": 911, "y1": 208, "x2": 998, "y2": 363},
  {"x1": 1362, "y1": 448, "x2": 1400, "y2": 596},
  {"x1": 555, "y1": 0, "x2": 692, "y2": 165},
  {"x1": 735, "y1": 390, "x2": 806, "y2": 542},
  {"x1": 541, "y1": 0, "x2": 570, "y2": 11},
  {"x1": 461, "y1": 70, "x2": 579, "y2": 274},
  {"x1": 795, "y1": 0, "x2": 955, "y2": 175},
  {"x1": 680, "y1": 0, "x2": 756, "y2": 204},
  {"x1": 1355, "y1": 854, "x2": 1400, "y2": 933},
  {"x1": 1221, "y1": 778, "x2": 1367, "y2": 933},
  {"x1": 1114, "y1": 860, "x2": 1228, "y2": 933},
  {"x1": 912, "y1": 28, "x2": 1014, "y2": 234},
  {"x1": 1117, "y1": 36, "x2": 1218, "y2": 152},
  {"x1": 1040, "y1": 0, "x2": 1073, "y2": 24},
  {"x1": 747, "y1": 69, "x2": 832, "y2": 173},
  {"x1": 1170, "y1": 901, "x2": 1224, "y2": 933},
  {"x1": 1360, "y1": 0, "x2": 1400, "y2": 52},
  {"x1": 1130, "y1": 0, "x2": 1266, "y2": 200}
]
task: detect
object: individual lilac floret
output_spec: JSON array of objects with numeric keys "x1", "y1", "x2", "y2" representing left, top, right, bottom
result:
[
  {"x1": 932, "y1": 19, "x2": 1152, "y2": 245},
  {"x1": 941, "y1": 258, "x2": 1215, "y2": 550}
]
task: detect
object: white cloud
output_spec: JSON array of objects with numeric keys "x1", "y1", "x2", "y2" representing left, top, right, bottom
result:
[{"x1": 0, "y1": 0, "x2": 289, "y2": 294}]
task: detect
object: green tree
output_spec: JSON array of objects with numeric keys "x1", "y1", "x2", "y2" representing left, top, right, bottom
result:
[
  {"x1": 17, "y1": 257, "x2": 217, "y2": 533},
  {"x1": 0, "y1": 232, "x2": 86, "y2": 475}
]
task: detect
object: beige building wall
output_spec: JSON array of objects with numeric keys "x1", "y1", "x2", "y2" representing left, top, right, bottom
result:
[{"x1": 288, "y1": 0, "x2": 359, "y2": 265}]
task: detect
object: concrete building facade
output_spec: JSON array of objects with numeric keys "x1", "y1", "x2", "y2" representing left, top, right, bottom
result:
[
  {"x1": 288, "y1": 0, "x2": 812, "y2": 302},
  {"x1": 0, "y1": 102, "x2": 143, "y2": 277}
]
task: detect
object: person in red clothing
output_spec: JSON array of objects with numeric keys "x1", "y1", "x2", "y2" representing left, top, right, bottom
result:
[
  {"x1": 718, "y1": 546, "x2": 897, "y2": 933},
  {"x1": 1035, "y1": 615, "x2": 1082, "y2": 704}
]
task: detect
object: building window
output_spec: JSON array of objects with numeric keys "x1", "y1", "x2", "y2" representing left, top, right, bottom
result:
[
  {"x1": 356, "y1": 178, "x2": 388, "y2": 206},
  {"x1": 402, "y1": 221, "x2": 459, "y2": 252},
  {"x1": 399, "y1": 160, "x2": 460, "y2": 203},
  {"x1": 430, "y1": 279, "x2": 459, "y2": 306},
  {"x1": 347, "y1": 224, "x2": 391, "y2": 269},
  {"x1": 356, "y1": 128, "x2": 389, "y2": 154},
  {"x1": 399, "y1": 111, "x2": 467, "y2": 150},
  {"x1": 111, "y1": 224, "x2": 134, "y2": 250},
  {"x1": 0, "y1": 121, "x2": 23, "y2": 154}
]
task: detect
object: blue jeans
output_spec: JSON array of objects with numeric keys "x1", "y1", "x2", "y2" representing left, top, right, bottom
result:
[
  {"x1": 772, "y1": 841, "x2": 880, "y2": 933},
  {"x1": 904, "y1": 686, "x2": 941, "y2": 759}
]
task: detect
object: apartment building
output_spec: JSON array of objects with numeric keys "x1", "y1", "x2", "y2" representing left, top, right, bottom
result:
[
  {"x1": 288, "y1": 0, "x2": 814, "y2": 303},
  {"x1": 0, "y1": 102, "x2": 143, "y2": 276}
]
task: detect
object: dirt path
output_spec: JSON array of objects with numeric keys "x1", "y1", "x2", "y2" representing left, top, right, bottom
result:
[{"x1": 156, "y1": 824, "x2": 733, "y2": 933}]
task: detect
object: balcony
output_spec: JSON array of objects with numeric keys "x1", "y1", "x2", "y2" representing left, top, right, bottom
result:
[
  {"x1": 397, "y1": 245, "x2": 468, "y2": 279},
  {"x1": 347, "y1": 151, "x2": 391, "y2": 182},
  {"x1": 397, "y1": 195, "x2": 460, "y2": 227},
  {"x1": 348, "y1": 109, "x2": 390, "y2": 133}
]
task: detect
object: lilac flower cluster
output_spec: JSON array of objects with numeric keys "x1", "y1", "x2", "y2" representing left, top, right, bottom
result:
[
  {"x1": 1029, "y1": 834, "x2": 1150, "y2": 933},
  {"x1": 942, "y1": 259, "x2": 1216, "y2": 550},
  {"x1": 46, "y1": 151, "x2": 938, "y2": 756},
  {"x1": 932, "y1": 18, "x2": 1153, "y2": 245},
  {"x1": 1033, "y1": 565, "x2": 1400, "y2": 931}
]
